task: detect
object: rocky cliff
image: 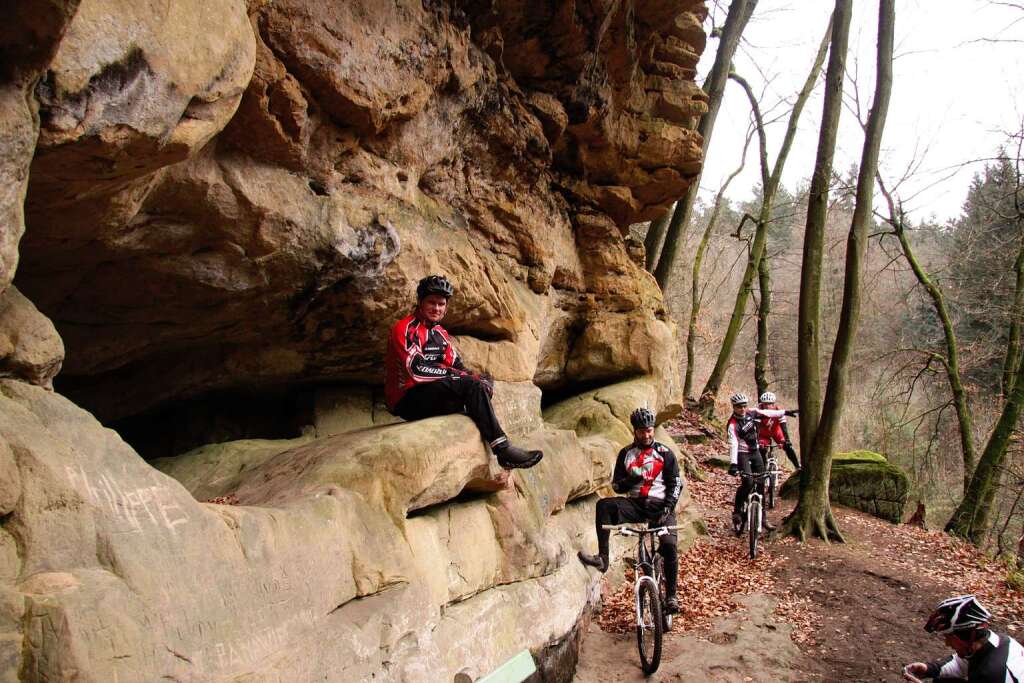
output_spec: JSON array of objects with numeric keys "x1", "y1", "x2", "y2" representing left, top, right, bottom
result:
[{"x1": 0, "y1": 0, "x2": 708, "y2": 680}]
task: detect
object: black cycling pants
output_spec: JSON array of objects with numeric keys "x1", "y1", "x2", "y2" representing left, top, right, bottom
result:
[
  {"x1": 734, "y1": 449, "x2": 765, "y2": 516},
  {"x1": 781, "y1": 442, "x2": 800, "y2": 470},
  {"x1": 594, "y1": 497, "x2": 678, "y2": 599},
  {"x1": 394, "y1": 375, "x2": 505, "y2": 446}
]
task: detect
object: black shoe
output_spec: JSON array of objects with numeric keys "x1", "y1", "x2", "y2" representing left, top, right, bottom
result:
[
  {"x1": 496, "y1": 444, "x2": 544, "y2": 469},
  {"x1": 578, "y1": 551, "x2": 609, "y2": 573},
  {"x1": 665, "y1": 597, "x2": 680, "y2": 614},
  {"x1": 731, "y1": 512, "x2": 743, "y2": 536}
]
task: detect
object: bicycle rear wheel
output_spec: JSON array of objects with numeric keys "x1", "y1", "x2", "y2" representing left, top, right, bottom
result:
[
  {"x1": 748, "y1": 498, "x2": 761, "y2": 559},
  {"x1": 767, "y1": 472, "x2": 776, "y2": 509},
  {"x1": 636, "y1": 580, "x2": 663, "y2": 674}
]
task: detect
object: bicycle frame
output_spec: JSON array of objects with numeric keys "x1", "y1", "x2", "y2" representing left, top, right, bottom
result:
[
  {"x1": 739, "y1": 472, "x2": 771, "y2": 528},
  {"x1": 601, "y1": 524, "x2": 682, "y2": 624}
]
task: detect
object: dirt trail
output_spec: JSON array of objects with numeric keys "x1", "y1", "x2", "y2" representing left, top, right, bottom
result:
[{"x1": 573, "y1": 456, "x2": 1024, "y2": 682}]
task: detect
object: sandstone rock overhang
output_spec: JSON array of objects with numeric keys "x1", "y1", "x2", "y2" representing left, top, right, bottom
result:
[{"x1": 11, "y1": 0, "x2": 707, "y2": 427}]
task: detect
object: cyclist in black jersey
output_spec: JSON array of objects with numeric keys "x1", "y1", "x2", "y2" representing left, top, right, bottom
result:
[{"x1": 903, "y1": 595, "x2": 1024, "y2": 682}]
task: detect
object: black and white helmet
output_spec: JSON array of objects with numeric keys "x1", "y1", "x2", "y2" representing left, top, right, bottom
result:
[
  {"x1": 924, "y1": 595, "x2": 992, "y2": 634},
  {"x1": 759, "y1": 391, "x2": 777, "y2": 404},
  {"x1": 630, "y1": 407, "x2": 656, "y2": 429},
  {"x1": 417, "y1": 275, "x2": 454, "y2": 300},
  {"x1": 729, "y1": 393, "x2": 749, "y2": 406}
]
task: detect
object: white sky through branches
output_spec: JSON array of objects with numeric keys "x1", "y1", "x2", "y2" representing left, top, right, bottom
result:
[{"x1": 697, "y1": 0, "x2": 1024, "y2": 222}]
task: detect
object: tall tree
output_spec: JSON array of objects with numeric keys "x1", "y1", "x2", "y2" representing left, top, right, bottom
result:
[
  {"x1": 696, "y1": 18, "x2": 833, "y2": 414},
  {"x1": 754, "y1": 256, "x2": 772, "y2": 397},
  {"x1": 879, "y1": 182, "x2": 976, "y2": 493},
  {"x1": 786, "y1": 0, "x2": 893, "y2": 542},
  {"x1": 684, "y1": 130, "x2": 754, "y2": 399},
  {"x1": 795, "y1": 0, "x2": 852, "y2": 480},
  {"x1": 650, "y1": 0, "x2": 758, "y2": 286}
]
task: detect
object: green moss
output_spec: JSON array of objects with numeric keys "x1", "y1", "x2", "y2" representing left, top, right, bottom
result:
[{"x1": 779, "y1": 450, "x2": 909, "y2": 523}]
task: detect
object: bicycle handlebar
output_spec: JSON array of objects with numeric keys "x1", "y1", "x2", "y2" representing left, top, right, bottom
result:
[{"x1": 600, "y1": 524, "x2": 684, "y2": 534}]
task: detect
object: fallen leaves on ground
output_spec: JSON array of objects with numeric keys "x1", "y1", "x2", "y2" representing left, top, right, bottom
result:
[
  {"x1": 204, "y1": 494, "x2": 240, "y2": 505},
  {"x1": 836, "y1": 508, "x2": 1024, "y2": 630},
  {"x1": 598, "y1": 408, "x2": 1024, "y2": 649},
  {"x1": 595, "y1": 536, "x2": 782, "y2": 636}
]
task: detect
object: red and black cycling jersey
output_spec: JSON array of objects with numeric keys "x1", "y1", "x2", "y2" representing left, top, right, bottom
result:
[
  {"x1": 757, "y1": 411, "x2": 792, "y2": 447},
  {"x1": 611, "y1": 441, "x2": 682, "y2": 510},
  {"x1": 385, "y1": 313, "x2": 467, "y2": 410}
]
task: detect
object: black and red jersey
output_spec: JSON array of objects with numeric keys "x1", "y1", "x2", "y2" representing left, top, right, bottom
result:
[
  {"x1": 385, "y1": 313, "x2": 467, "y2": 409},
  {"x1": 611, "y1": 440, "x2": 682, "y2": 509}
]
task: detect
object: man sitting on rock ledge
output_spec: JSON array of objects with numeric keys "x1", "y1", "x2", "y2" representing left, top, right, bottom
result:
[
  {"x1": 385, "y1": 274, "x2": 543, "y2": 469},
  {"x1": 578, "y1": 407, "x2": 682, "y2": 614}
]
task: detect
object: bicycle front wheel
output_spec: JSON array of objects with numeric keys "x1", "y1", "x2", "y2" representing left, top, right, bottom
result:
[
  {"x1": 748, "y1": 498, "x2": 761, "y2": 559},
  {"x1": 767, "y1": 473, "x2": 777, "y2": 509},
  {"x1": 655, "y1": 555, "x2": 672, "y2": 630},
  {"x1": 636, "y1": 580, "x2": 663, "y2": 674}
]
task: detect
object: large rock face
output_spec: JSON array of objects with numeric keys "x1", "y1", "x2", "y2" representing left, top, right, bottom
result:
[{"x1": 0, "y1": 0, "x2": 708, "y2": 679}]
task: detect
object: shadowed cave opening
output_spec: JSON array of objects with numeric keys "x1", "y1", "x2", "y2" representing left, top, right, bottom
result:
[{"x1": 111, "y1": 386, "x2": 316, "y2": 460}]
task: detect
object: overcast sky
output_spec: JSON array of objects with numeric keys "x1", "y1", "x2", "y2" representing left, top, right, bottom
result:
[{"x1": 696, "y1": 0, "x2": 1024, "y2": 223}]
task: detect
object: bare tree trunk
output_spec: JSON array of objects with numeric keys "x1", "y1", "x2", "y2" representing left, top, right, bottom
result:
[
  {"x1": 755, "y1": 255, "x2": 772, "y2": 397},
  {"x1": 644, "y1": 207, "x2": 673, "y2": 272},
  {"x1": 684, "y1": 132, "x2": 755, "y2": 398},
  {"x1": 697, "y1": 19, "x2": 833, "y2": 415},
  {"x1": 1003, "y1": 236, "x2": 1024, "y2": 396},
  {"x1": 880, "y1": 184, "x2": 977, "y2": 493},
  {"x1": 785, "y1": 0, "x2": 892, "y2": 543},
  {"x1": 796, "y1": 0, "x2": 851, "y2": 476},
  {"x1": 947, "y1": 344, "x2": 1024, "y2": 542},
  {"x1": 652, "y1": 0, "x2": 758, "y2": 287}
]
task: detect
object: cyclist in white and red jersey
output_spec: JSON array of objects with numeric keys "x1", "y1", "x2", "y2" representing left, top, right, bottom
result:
[
  {"x1": 756, "y1": 391, "x2": 800, "y2": 471},
  {"x1": 726, "y1": 392, "x2": 796, "y2": 534},
  {"x1": 385, "y1": 275, "x2": 542, "y2": 469}
]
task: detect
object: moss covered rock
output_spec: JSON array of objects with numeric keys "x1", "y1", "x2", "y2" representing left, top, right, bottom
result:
[{"x1": 780, "y1": 450, "x2": 909, "y2": 523}]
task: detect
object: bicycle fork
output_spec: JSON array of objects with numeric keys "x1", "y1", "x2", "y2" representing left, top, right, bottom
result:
[{"x1": 634, "y1": 575, "x2": 659, "y2": 625}]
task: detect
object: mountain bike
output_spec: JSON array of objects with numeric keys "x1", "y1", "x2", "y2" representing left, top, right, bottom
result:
[
  {"x1": 762, "y1": 445, "x2": 781, "y2": 509},
  {"x1": 602, "y1": 523, "x2": 682, "y2": 675},
  {"x1": 734, "y1": 471, "x2": 772, "y2": 559}
]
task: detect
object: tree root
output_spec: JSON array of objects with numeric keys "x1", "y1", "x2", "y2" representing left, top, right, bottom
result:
[{"x1": 780, "y1": 503, "x2": 845, "y2": 543}]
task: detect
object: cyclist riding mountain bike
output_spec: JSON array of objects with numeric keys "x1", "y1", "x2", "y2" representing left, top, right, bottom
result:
[
  {"x1": 385, "y1": 275, "x2": 542, "y2": 469},
  {"x1": 903, "y1": 594, "x2": 1024, "y2": 681},
  {"x1": 578, "y1": 407, "x2": 683, "y2": 614},
  {"x1": 727, "y1": 392, "x2": 796, "y2": 533},
  {"x1": 756, "y1": 391, "x2": 800, "y2": 471}
]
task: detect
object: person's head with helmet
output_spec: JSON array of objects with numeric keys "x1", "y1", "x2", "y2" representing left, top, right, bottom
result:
[
  {"x1": 924, "y1": 595, "x2": 993, "y2": 657},
  {"x1": 630, "y1": 407, "x2": 656, "y2": 447},
  {"x1": 729, "y1": 392, "x2": 749, "y2": 416},
  {"x1": 415, "y1": 275, "x2": 454, "y2": 325}
]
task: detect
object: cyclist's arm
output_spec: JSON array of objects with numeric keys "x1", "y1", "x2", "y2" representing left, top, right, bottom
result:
[
  {"x1": 751, "y1": 407, "x2": 787, "y2": 420},
  {"x1": 661, "y1": 448, "x2": 682, "y2": 511},
  {"x1": 924, "y1": 654, "x2": 966, "y2": 679},
  {"x1": 612, "y1": 446, "x2": 640, "y2": 493},
  {"x1": 727, "y1": 419, "x2": 739, "y2": 465}
]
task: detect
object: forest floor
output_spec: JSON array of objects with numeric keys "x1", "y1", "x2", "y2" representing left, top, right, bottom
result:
[{"x1": 572, "y1": 425, "x2": 1024, "y2": 682}]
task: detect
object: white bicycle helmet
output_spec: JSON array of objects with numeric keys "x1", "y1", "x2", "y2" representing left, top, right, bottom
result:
[
  {"x1": 759, "y1": 391, "x2": 777, "y2": 404},
  {"x1": 729, "y1": 392, "x2": 748, "y2": 406},
  {"x1": 924, "y1": 595, "x2": 992, "y2": 634}
]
